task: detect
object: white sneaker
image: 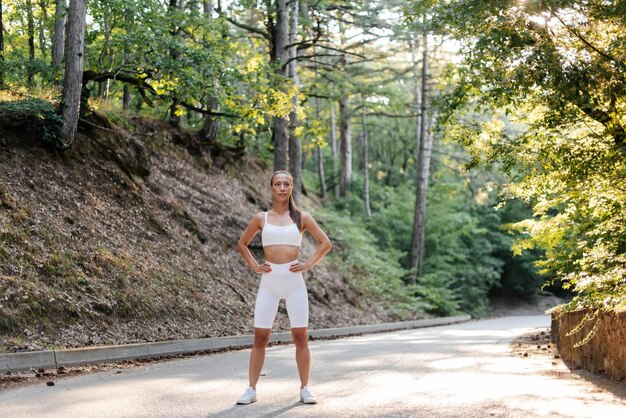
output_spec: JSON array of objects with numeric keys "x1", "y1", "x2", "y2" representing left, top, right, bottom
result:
[
  {"x1": 300, "y1": 386, "x2": 317, "y2": 404},
  {"x1": 236, "y1": 387, "x2": 257, "y2": 405}
]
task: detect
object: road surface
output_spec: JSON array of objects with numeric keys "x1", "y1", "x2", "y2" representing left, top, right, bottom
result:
[{"x1": 1, "y1": 315, "x2": 625, "y2": 417}]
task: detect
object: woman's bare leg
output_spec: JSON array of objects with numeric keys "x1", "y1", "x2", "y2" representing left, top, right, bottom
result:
[
  {"x1": 248, "y1": 328, "x2": 271, "y2": 388},
  {"x1": 291, "y1": 327, "x2": 310, "y2": 387}
]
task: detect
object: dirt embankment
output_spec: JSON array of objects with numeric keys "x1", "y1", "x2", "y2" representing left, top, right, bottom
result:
[{"x1": 0, "y1": 115, "x2": 396, "y2": 353}]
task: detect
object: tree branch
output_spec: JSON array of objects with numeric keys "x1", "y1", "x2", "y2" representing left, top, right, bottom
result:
[
  {"x1": 305, "y1": 93, "x2": 335, "y2": 100},
  {"x1": 83, "y1": 70, "x2": 157, "y2": 106},
  {"x1": 365, "y1": 111, "x2": 418, "y2": 118},
  {"x1": 223, "y1": 15, "x2": 271, "y2": 41},
  {"x1": 288, "y1": 42, "x2": 369, "y2": 59},
  {"x1": 550, "y1": 9, "x2": 626, "y2": 71},
  {"x1": 178, "y1": 101, "x2": 240, "y2": 118},
  {"x1": 82, "y1": 70, "x2": 240, "y2": 119},
  {"x1": 281, "y1": 53, "x2": 345, "y2": 69},
  {"x1": 525, "y1": 18, "x2": 626, "y2": 147},
  {"x1": 302, "y1": 60, "x2": 342, "y2": 70}
]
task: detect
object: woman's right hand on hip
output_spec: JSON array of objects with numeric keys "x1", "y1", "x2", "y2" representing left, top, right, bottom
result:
[{"x1": 253, "y1": 262, "x2": 272, "y2": 274}]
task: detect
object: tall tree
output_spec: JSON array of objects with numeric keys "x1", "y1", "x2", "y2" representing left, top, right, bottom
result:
[
  {"x1": 288, "y1": 0, "x2": 302, "y2": 202},
  {"x1": 271, "y1": 0, "x2": 290, "y2": 171},
  {"x1": 329, "y1": 99, "x2": 339, "y2": 197},
  {"x1": 100, "y1": 16, "x2": 112, "y2": 102},
  {"x1": 338, "y1": 95, "x2": 352, "y2": 197},
  {"x1": 337, "y1": 17, "x2": 353, "y2": 197},
  {"x1": 51, "y1": 0, "x2": 66, "y2": 77},
  {"x1": 314, "y1": 61, "x2": 326, "y2": 198},
  {"x1": 26, "y1": 0, "x2": 35, "y2": 87},
  {"x1": 61, "y1": 0, "x2": 87, "y2": 147},
  {"x1": 360, "y1": 98, "x2": 371, "y2": 217},
  {"x1": 0, "y1": 0, "x2": 5, "y2": 87},
  {"x1": 315, "y1": 97, "x2": 326, "y2": 198},
  {"x1": 168, "y1": 0, "x2": 183, "y2": 127},
  {"x1": 221, "y1": 1, "x2": 297, "y2": 172},
  {"x1": 119, "y1": 4, "x2": 132, "y2": 110},
  {"x1": 409, "y1": 30, "x2": 434, "y2": 281},
  {"x1": 122, "y1": 85, "x2": 132, "y2": 110},
  {"x1": 199, "y1": 0, "x2": 220, "y2": 145},
  {"x1": 38, "y1": 0, "x2": 47, "y2": 57}
]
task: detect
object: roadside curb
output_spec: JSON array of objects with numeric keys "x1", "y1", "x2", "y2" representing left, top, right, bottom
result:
[{"x1": 0, "y1": 315, "x2": 471, "y2": 373}]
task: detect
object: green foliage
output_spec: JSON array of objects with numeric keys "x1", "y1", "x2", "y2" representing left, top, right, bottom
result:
[
  {"x1": 0, "y1": 99, "x2": 65, "y2": 149},
  {"x1": 312, "y1": 148, "x2": 530, "y2": 318},
  {"x1": 431, "y1": 0, "x2": 626, "y2": 331},
  {"x1": 81, "y1": 1, "x2": 296, "y2": 147},
  {"x1": 496, "y1": 199, "x2": 545, "y2": 298},
  {"x1": 419, "y1": 162, "x2": 505, "y2": 316},
  {"x1": 313, "y1": 205, "x2": 426, "y2": 320},
  {"x1": 367, "y1": 183, "x2": 415, "y2": 257},
  {"x1": 0, "y1": 0, "x2": 299, "y2": 150}
]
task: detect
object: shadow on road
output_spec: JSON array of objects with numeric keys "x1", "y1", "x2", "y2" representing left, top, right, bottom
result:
[
  {"x1": 564, "y1": 364, "x2": 626, "y2": 400},
  {"x1": 210, "y1": 401, "x2": 303, "y2": 417}
]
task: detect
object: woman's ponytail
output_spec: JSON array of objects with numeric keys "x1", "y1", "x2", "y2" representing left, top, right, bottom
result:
[{"x1": 288, "y1": 194, "x2": 302, "y2": 231}]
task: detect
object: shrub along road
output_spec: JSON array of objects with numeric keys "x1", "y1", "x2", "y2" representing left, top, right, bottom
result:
[{"x1": 1, "y1": 315, "x2": 625, "y2": 417}]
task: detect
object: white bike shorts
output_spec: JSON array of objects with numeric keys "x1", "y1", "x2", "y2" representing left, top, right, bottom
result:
[{"x1": 254, "y1": 260, "x2": 309, "y2": 329}]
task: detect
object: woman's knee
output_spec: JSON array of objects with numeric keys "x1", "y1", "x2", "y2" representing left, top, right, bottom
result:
[
  {"x1": 254, "y1": 329, "x2": 271, "y2": 347},
  {"x1": 291, "y1": 328, "x2": 309, "y2": 347}
]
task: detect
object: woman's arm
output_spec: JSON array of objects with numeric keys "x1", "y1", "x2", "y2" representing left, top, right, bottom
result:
[
  {"x1": 236, "y1": 213, "x2": 272, "y2": 273},
  {"x1": 289, "y1": 212, "x2": 332, "y2": 273}
]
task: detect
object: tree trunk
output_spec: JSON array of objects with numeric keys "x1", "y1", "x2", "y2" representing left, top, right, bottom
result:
[
  {"x1": 27, "y1": 0, "x2": 35, "y2": 87},
  {"x1": 200, "y1": 99, "x2": 220, "y2": 144},
  {"x1": 101, "y1": 17, "x2": 111, "y2": 102},
  {"x1": 120, "y1": 6, "x2": 133, "y2": 111},
  {"x1": 0, "y1": 0, "x2": 5, "y2": 87},
  {"x1": 38, "y1": 0, "x2": 47, "y2": 57},
  {"x1": 271, "y1": 0, "x2": 290, "y2": 172},
  {"x1": 51, "y1": 0, "x2": 66, "y2": 75},
  {"x1": 316, "y1": 140, "x2": 326, "y2": 198},
  {"x1": 339, "y1": 97, "x2": 352, "y2": 197},
  {"x1": 329, "y1": 99, "x2": 338, "y2": 157},
  {"x1": 288, "y1": 0, "x2": 301, "y2": 203},
  {"x1": 61, "y1": 0, "x2": 87, "y2": 148},
  {"x1": 337, "y1": 17, "x2": 352, "y2": 197},
  {"x1": 122, "y1": 84, "x2": 132, "y2": 110},
  {"x1": 361, "y1": 101, "x2": 371, "y2": 218},
  {"x1": 203, "y1": 0, "x2": 212, "y2": 14},
  {"x1": 200, "y1": 0, "x2": 220, "y2": 145},
  {"x1": 169, "y1": 0, "x2": 183, "y2": 127},
  {"x1": 314, "y1": 64, "x2": 326, "y2": 198},
  {"x1": 329, "y1": 98, "x2": 339, "y2": 197},
  {"x1": 409, "y1": 32, "x2": 433, "y2": 283}
]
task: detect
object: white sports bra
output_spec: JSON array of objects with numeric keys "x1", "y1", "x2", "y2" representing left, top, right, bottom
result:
[{"x1": 261, "y1": 212, "x2": 302, "y2": 247}]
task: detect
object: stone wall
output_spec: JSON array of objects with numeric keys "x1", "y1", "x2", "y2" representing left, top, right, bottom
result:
[{"x1": 551, "y1": 310, "x2": 626, "y2": 381}]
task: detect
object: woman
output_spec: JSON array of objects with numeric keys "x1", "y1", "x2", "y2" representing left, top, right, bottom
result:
[{"x1": 235, "y1": 170, "x2": 332, "y2": 405}]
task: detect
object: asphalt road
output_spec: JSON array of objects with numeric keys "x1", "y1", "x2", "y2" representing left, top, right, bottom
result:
[{"x1": 1, "y1": 315, "x2": 625, "y2": 417}]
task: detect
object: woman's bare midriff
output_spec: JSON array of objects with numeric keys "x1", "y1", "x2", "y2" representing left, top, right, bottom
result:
[{"x1": 264, "y1": 244, "x2": 300, "y2": 264}]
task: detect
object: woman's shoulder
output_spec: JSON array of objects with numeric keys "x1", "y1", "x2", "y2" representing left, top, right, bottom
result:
[
  {"x1": 299, "y1": 211, "x2": 315, "y2": 222},
  {"x1": 249, "y1": 211, "x2": 266, "y2": 224}
]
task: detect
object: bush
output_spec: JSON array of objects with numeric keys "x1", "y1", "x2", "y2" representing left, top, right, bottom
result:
[
  {"x1": 0, "y1": 99, "x2": 65, "y2": 149},
  {"x1": 313, "y1": 206, "x2": 427, "y2": 319}
]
